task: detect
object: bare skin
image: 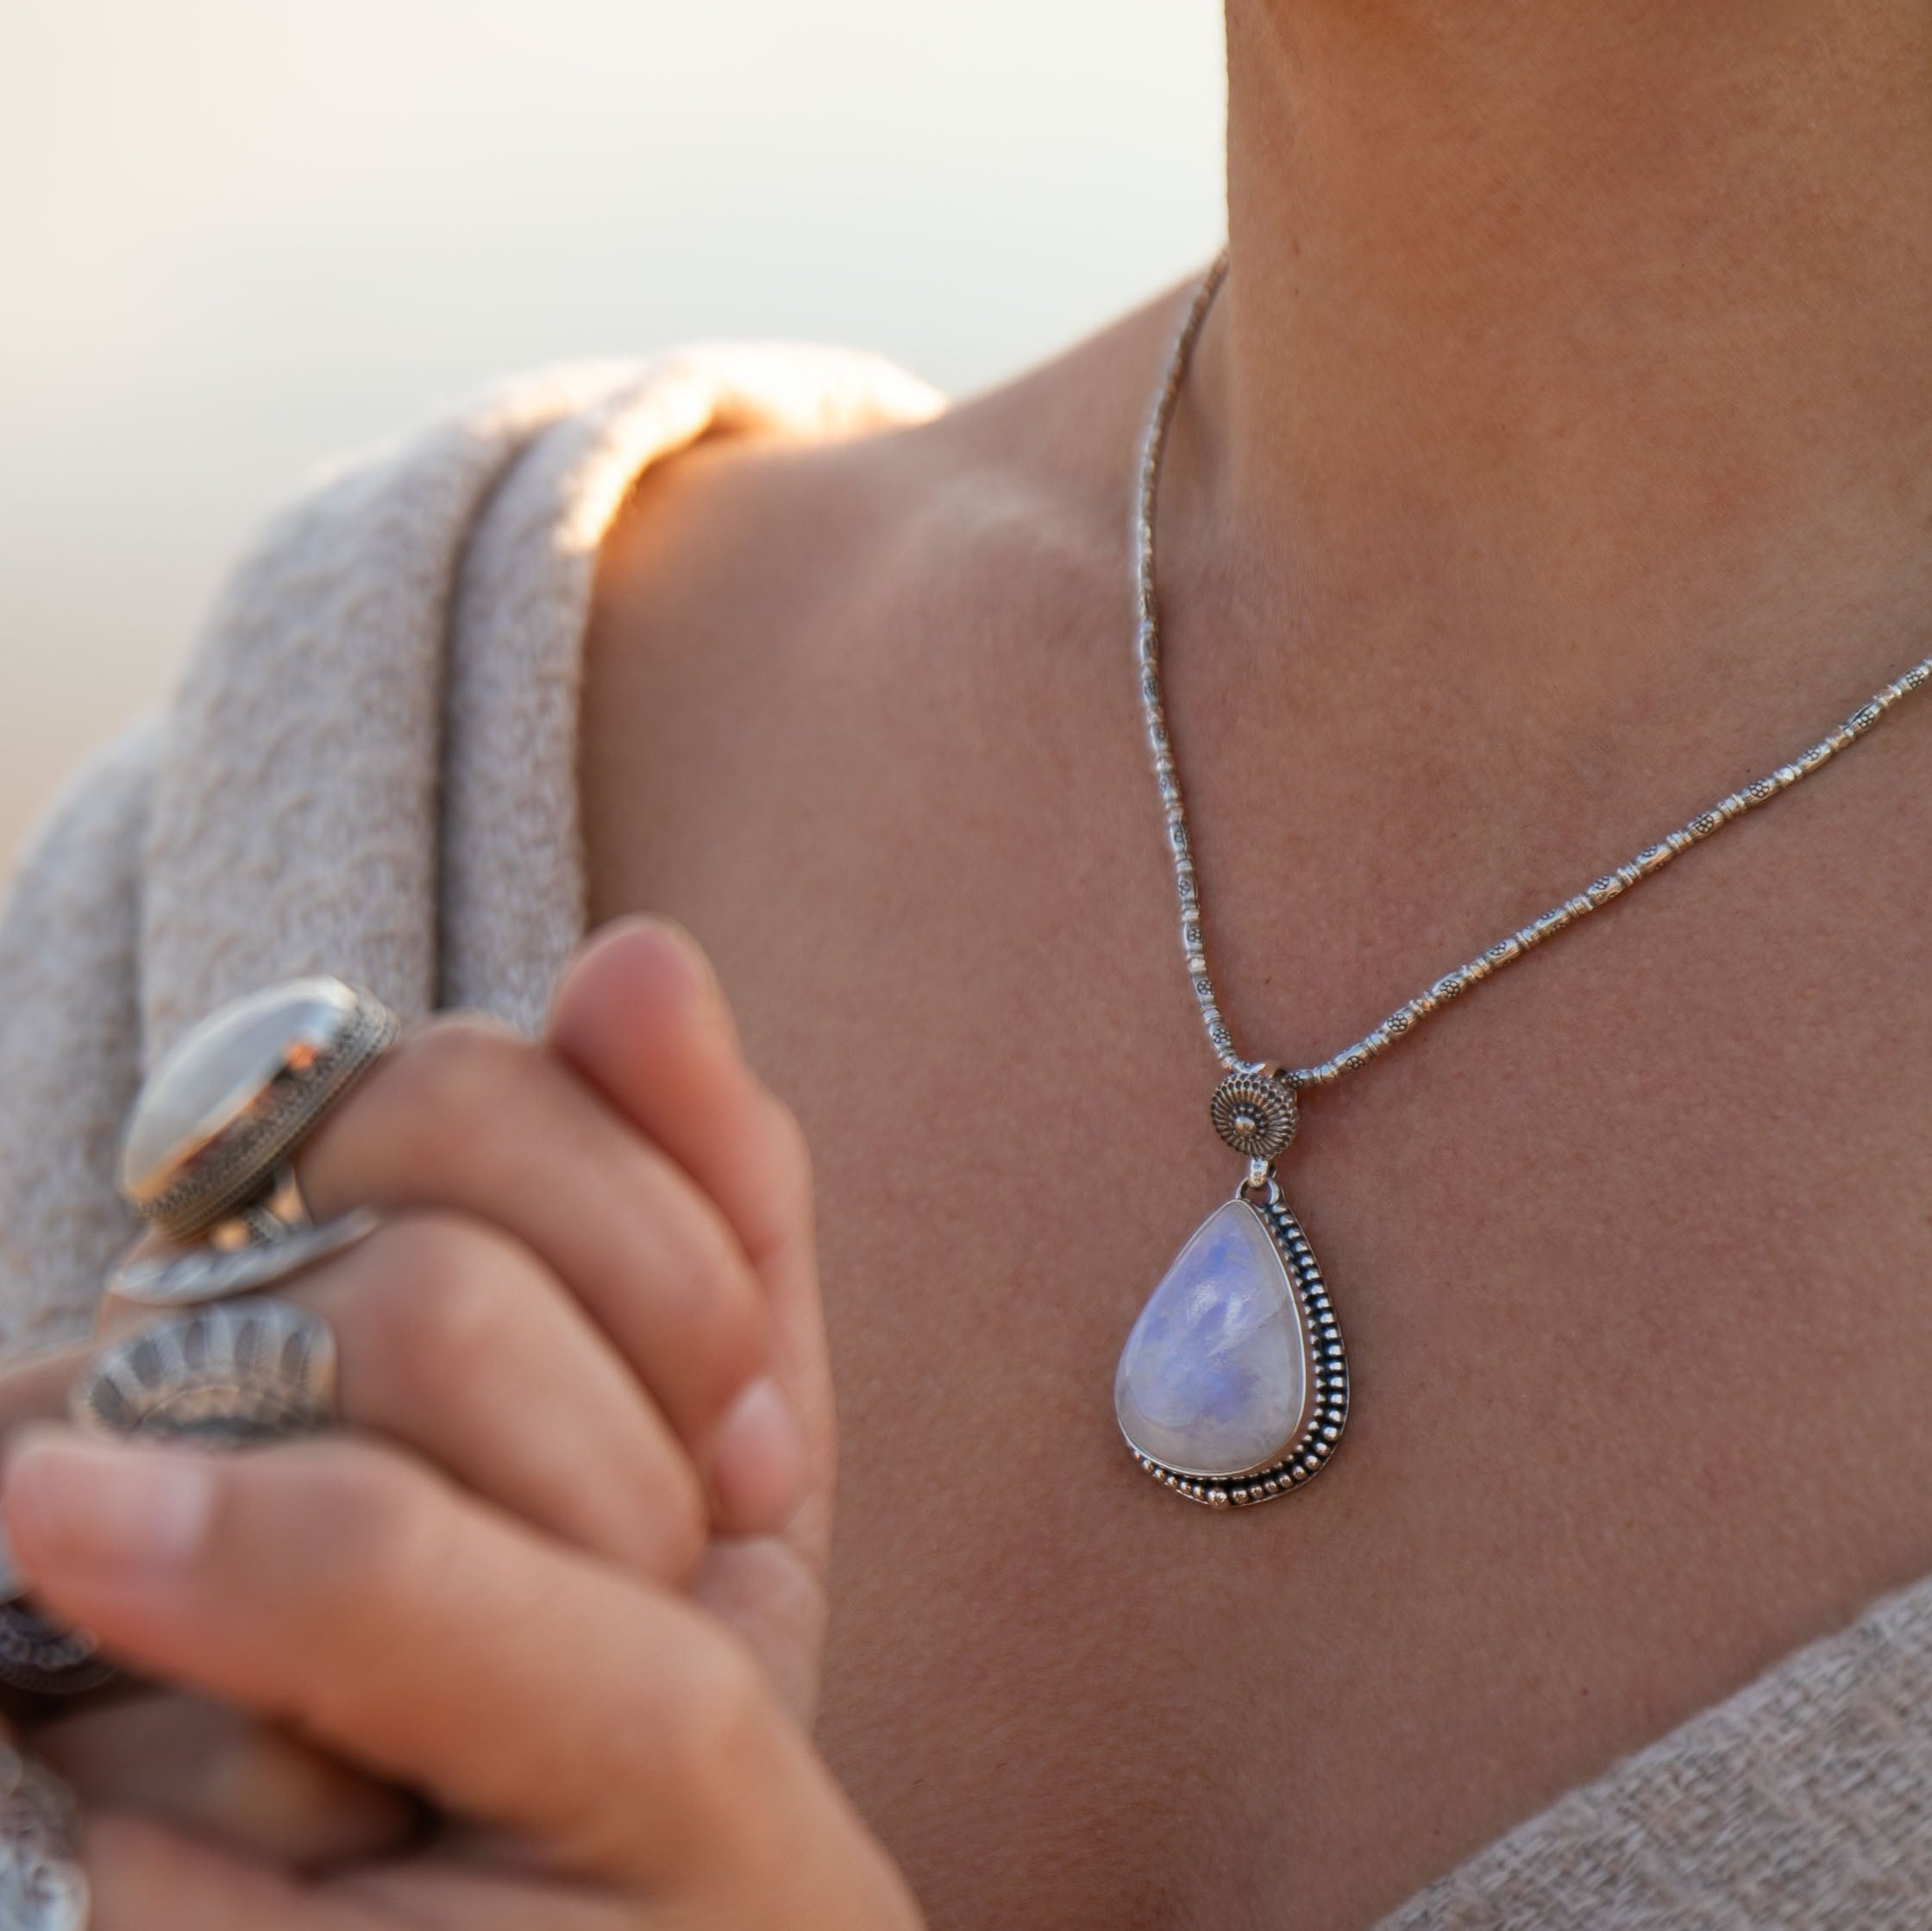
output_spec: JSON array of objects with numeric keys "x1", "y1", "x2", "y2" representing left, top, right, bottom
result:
[{"x1": 581, "y1": 3, "x2": 1932, "y2": 1927}]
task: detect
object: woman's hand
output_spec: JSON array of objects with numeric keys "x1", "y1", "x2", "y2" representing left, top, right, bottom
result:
[
  {"x1": 7, "y1": 1413, "x2": 923, "y2": 1923},
  {"x1": 5, "y1": 1403, "x2": 921, "y2": 1928},
  {"x1": 0, "y1": 919, "x2": 918, "y2": 1924}
]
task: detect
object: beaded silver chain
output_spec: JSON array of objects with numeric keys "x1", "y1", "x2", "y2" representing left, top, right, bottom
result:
[{"x1": 1137, "y1": 249, "x2": 1932, "y2": 1095}]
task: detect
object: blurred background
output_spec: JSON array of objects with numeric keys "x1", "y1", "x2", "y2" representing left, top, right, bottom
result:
[{"x1": 0, "y1": 0, "x2": 1226, "y2": 874}]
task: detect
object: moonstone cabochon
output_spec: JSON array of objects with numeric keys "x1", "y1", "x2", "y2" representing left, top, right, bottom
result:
[
  {"x1": 1114, "y1": 1197, "x2": 1308, "y2": 1479},
  {"x1": 118, "y1": 977, "x2": 361, "y2": 1203}
]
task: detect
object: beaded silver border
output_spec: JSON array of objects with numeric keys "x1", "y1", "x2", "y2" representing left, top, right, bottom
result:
[
  {"x1": 1124, "y1": 1191, "x2": 1350, "y2": 1508},
  {"x1": 137, "y1": 993, "x2": 398, "y2": 1239}
]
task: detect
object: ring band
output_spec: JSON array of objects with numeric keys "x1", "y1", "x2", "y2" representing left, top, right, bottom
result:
[
  {"x1": 72, "y1": 1299, "x2": 338, "y2": 1447},
  {"x1": 109, "y1": 1207, "x2": 379, "y2": 1309},
  {"x1": 118, "y1": 977, "x2": 398, "y2": 1242},
  {"x1": 205, "y1": 1164, "x2": 315, "y2": 1251}
]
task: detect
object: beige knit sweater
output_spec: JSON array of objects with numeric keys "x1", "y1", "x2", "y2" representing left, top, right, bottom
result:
[{"x1": 3, "y1": 346, "x2": 1929, "y2": 1928}]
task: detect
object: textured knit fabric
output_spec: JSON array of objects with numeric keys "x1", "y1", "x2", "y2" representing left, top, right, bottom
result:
[{"x1": 3, "y1": 344, "x2": 1929, "y2": 1928}]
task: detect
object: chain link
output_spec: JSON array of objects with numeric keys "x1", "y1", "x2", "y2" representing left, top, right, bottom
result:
[{"x1": 1135, "y1": 250, "x2": 1932, "y2": 1089}]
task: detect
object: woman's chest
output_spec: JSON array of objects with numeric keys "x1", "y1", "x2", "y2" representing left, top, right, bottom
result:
[{"x1": 581, "y1": 595, "x2": 1932, "y2": 1931}]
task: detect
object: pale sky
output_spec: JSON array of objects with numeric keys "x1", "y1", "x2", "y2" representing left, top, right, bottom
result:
[{"x1": 0, "y1": 0, "x2": 1226, "y2": 871}]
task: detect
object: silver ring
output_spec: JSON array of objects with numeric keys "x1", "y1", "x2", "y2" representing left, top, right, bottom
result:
[
  {"x1": 108, "y1": 1208, "x2": 379, "y2": 1309},
  {"x1": 0, "y1": 1606, "x2": 115, "y2": 1703},
  {"x1": 118, "y1": 977, "x2": 398, "y2": 1242},
  {"x1": 0, "y1": 1532, "x2": 116, "y2": 1704},
  {"x1": 71, "y1": 1299, "x2": 338, "y2": 1448},
  {"x1": 0, "y1": 1748, "x2": 87, "y2": 1931}
]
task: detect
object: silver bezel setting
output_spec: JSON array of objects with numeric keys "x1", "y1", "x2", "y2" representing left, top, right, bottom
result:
[
  {"x1": 128, "y1": 988, "x2": 398, "y2": 1240},
  {"x1": 1123, "y1": 1189, "x2": 1350, "y2": 1509}
]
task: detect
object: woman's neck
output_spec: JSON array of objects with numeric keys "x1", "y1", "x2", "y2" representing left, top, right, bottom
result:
[{"x1": 1189, "y1": 0, "x2": 1932, "y2": 729}]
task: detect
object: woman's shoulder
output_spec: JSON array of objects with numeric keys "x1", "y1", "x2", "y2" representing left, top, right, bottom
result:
[
  {"x1": 576, "y1": 292, "x2": 1189, "y2": 918},
  {"x1": 586, "y1": 294, "x2": 1181, "y2": 671}
]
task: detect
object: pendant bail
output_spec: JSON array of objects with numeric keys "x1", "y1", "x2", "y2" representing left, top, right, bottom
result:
[{"x1": 1210, "y1": 1064, "x2": 1299, "y2": 1160}]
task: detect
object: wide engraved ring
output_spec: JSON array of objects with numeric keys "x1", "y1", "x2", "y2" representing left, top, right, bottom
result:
[{"x1": 118, "y1": 977, "x2": 398, "y2": 1242}]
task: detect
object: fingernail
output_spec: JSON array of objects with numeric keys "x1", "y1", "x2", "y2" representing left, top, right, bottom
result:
[
  {"x1": 4, "y1": 1433, "x2": 215, "y2": 1580},
  {"x1": 707, "y1": 1377, "x2": 807, "y2": 1533}
]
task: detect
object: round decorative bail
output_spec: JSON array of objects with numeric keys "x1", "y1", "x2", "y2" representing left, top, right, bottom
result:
[
  {"x1": 1208, "y1": 1065, "x2": 1299, "y2": 1161},
  {"x1": 118, "y1": 977, "x2": 398, "y2": 1243}
]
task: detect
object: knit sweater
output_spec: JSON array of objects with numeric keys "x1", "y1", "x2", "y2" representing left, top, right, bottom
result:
[{"x1": 3, "y1": 346, "x2": 1929, "y2": 1928}]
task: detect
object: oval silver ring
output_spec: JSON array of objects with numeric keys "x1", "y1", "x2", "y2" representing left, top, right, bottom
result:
[
  {"x1": 118, "y1": 977, "x2": 398, "y2": 1242},
  {"x1": 71, "y1": 1299, "x2": 338, "y2": 1448}
]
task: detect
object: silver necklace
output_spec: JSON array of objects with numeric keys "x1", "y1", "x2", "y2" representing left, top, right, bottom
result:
[{"x1": 1113, "y1": 250, "x2": 1932, "y2": 1509}]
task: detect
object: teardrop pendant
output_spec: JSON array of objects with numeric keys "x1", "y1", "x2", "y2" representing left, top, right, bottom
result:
[{"x1": 1114, "y1": 1186, "x2": 1349, "y2": 1508}]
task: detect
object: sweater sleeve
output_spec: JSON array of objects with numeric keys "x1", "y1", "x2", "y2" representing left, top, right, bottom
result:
[{"x1": 0, "y1": 721, "x2": 160, "y2": 1358}]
